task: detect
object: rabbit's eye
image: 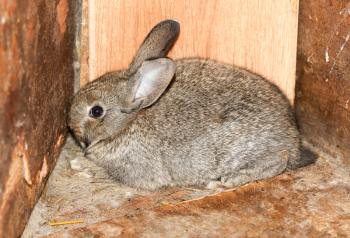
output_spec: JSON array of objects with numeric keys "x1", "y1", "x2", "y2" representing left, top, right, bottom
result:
[{"x1": 89, "y1": 105, "x2": 104, "y2": 118}]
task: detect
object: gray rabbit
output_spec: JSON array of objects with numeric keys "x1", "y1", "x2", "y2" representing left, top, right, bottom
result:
[{"x1": 69, "y1": 20, "x2": 313, "y2": 190}]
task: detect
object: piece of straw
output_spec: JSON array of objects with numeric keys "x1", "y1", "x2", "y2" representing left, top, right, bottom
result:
[{"x1": 48, "y1": 219, "x2": 84, "y2": 226}]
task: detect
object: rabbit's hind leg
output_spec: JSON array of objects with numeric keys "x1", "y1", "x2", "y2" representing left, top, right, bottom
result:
[{"x1": 220, "y1": 153, "x2": 288, "y2": 188}]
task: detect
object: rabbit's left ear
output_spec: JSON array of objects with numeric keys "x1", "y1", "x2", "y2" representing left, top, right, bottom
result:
[
  {"x1": 125, "y1": 58, "x2": 176, "y2": 111},
  {"x1": 127, "y1": 20, "x2": 180, "y2": 75}
]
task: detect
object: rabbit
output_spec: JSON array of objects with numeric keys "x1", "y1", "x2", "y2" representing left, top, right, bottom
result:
[{"x1": 68, "y1": 20, "x2": 313, "y2": 190}]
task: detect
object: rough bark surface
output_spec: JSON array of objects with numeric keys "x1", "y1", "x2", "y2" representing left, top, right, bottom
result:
[
  {"x1": 0, "y1": 1, "x2": 76, "y2": 237},
  {"x1": 296, "y1": 0, "x2": 350, "y2": 160}
]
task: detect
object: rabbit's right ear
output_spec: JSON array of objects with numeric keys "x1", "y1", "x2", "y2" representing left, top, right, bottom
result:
[
  {"x1": 127, "y1": 20, "x2": 180, "y2": 75},
  {"x1": 123, "y1": 58, "x2": 176, "y2": 112}
]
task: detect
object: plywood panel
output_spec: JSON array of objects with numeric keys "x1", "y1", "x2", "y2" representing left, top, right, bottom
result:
[
  {"x1": 79, "y1": 0, "x2": 90, "y2": 90},
  {"x1": 87, "y1": 0, "x2": 299, "y2": 102}
]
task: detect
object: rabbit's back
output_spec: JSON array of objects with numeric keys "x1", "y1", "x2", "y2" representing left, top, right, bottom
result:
[
  {"x1": 129, "y1": 59, "x2": 299, "y2": 187},
  {"x1": 139, "y1": 58, "x2": 297, "y2": 144}
]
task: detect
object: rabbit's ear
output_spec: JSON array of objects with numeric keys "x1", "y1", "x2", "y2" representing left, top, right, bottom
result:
[
  {"x1": 125, "y1": 58, "x2": 175, "y2": 111},
  {"x1": 127, "y1": 20, "x2": 180, "y2": 75}
]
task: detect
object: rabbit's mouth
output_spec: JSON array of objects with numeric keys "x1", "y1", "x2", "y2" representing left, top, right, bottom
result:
[
  {"x1": 83, "y1": 137, "x2": 105, "y2": 156},
  {"x1": 73, "y1": 134, "x2": 90, "y2": 149},
  {"x1": 82, "y1": 138, "x2": 91, "y2": 148},
  {"x1": 82, "y1": 139, "x2": 90, "y2": 156},
  {"x1": 69, "y1": 129, "x2": 90, "y2": 151},
  {"x1": 75, "y1": 136, "x2": 90, "y2": 152},
  {"x1": 83, "y1": 139, "x2": 105, "y2": 159}
]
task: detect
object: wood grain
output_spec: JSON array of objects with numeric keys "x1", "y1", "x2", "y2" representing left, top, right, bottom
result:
[
  {"x1": 79, "y1": 0, "x2": 90, "y2": 87},
  {"x1": 0, "y1": 0, "x2": 76, "y2": 237},
  {"x1": 296, "y1": 1, "x2": 350, "y2": 159},
  {"x1": 87, "y1": 0, "x2": 299, "y2": 102}
]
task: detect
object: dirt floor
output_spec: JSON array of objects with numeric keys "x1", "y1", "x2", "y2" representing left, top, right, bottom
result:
[{"x1": 22, "y1": 136, "x2": 350, "y2": 238}]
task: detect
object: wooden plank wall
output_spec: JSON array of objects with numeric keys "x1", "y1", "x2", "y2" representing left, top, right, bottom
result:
[
  {"x1": 84, "y1": 0, "x2": 299, "y2": 102},
  {"x1": 296, "y1": 1, "x2": 350, "y2": 160},
  {"x1": 0, "y1": 1, "x2": 77, "y2": 237}
]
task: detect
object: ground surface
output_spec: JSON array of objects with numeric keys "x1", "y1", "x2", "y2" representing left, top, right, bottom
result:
[{"x1": 22, "y1": 136, "x2": 350, "y2": 238}]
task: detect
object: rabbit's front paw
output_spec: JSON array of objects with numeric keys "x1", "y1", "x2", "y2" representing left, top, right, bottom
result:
[
  {"x1": 69, "y1": 157, "x2": 94, "y2": 178},
  {"x1": 206, "y1": 180, "x2": 223, "y2": 190},
  {"x1": 69, "y1": 157, "x2": 85, "y2": 171}
]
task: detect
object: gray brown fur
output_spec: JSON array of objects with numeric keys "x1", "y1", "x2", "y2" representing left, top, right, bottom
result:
[{"x1": 69, "y1": 20, "x2": 304, "y2": 190}]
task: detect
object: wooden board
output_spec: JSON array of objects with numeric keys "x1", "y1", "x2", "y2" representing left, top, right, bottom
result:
[
  {"x1": 0, "y1": 1, "x2": 76, "y2": 237},
  {"x1": 86, "y1": 0, "x2": 299, "y2": 102},
  {"x1": 296, "y1": 1, "x2": 350, "y2": 160}
]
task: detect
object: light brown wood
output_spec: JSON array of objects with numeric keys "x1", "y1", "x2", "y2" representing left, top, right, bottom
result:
[
  {"x1": 87, "y1": 0, "x2": 299, "y2": 102},
  {"x1": 79, "y1": 0, "x2": 90, "y2": 87}
]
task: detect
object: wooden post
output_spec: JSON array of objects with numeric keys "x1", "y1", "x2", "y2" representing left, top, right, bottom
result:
[
  {"x1": 0, "y1": 1, "x2": 77, "y2": 237},
  {"x1": 296, "y1": 1, "x2": 350, "y2": 159}
]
